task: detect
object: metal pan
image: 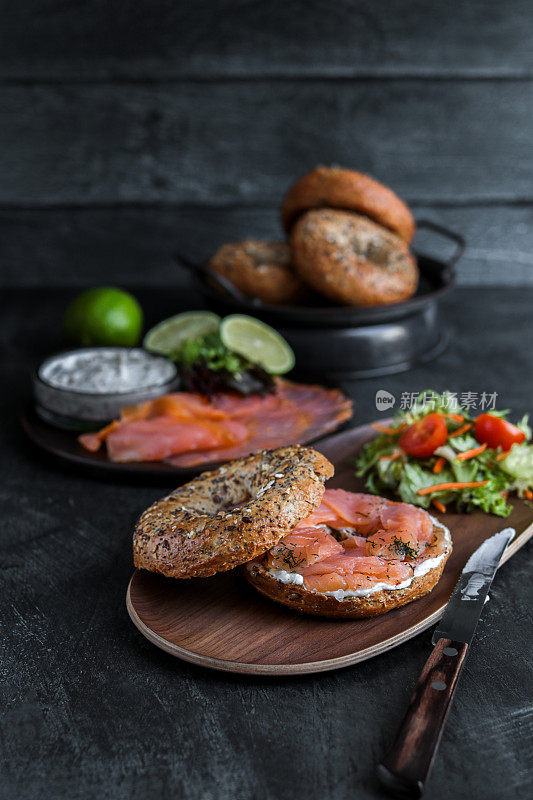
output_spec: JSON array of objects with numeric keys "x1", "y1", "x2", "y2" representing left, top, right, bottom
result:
[{"x1": 174, "y1": 220, "x2": 465, "y2": 378}]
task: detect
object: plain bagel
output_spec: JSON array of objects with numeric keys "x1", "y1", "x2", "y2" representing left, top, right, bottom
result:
[
  {"x1": 244, "y1": 518, "x2": 452, "y2": 619},
  {"x1": 133, "y1": 445, "x2": 334, "y2": 579},
  {"x1": 208, "y1": 240, "x2": 305, "y2": 304},
  {"x1": 290, "y1": 208, "x2": 418, "y2": 306},
  {"x1": 282, "y1": 166, "x2": 415, "y2": 244}
]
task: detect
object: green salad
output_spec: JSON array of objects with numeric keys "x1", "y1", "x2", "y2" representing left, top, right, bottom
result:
[
  {"x1": 143, "y1": 311, "x2": 295, "y2": 396},
  {"x1": 177, "y1": 331, "x2": 248, "y2": 375},
  {"x1": 174, "y1": 331, "x2": 276, "y2": 396},
  {"x1": 355, "y1": 392, "x2": 533, "y2": 517}
]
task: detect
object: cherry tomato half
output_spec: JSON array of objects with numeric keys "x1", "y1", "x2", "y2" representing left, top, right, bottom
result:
[
  {"x1": 474, "y1": 414, "x2": 526, "y2": 451},
  {"x1": 398, "y1": 413, "x2": 448, "y2": 458}
]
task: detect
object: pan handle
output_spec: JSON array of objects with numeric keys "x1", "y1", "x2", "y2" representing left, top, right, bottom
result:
[
  {"x1": 415, "y1": 220, "x2": 466, "y2": 275},
  {"x1": 172, "y1": 252, "x2": 252, "y2": 304}
]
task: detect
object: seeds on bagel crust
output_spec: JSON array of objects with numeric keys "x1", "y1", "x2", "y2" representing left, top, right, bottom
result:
[
  {"x1": 133, "y1": 445, "x2": 334, "y2": 578},
  {"x1": 208, "y1": 240, "x2": 305, "y2": 304},
  {"x1": 291, "y1": 209, "x2": 418, "y2": 306}
]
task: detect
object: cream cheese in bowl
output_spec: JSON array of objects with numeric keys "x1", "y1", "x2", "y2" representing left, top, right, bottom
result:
[{"x1": 34, "y1": 348, "x2": 179, "y2": 428}]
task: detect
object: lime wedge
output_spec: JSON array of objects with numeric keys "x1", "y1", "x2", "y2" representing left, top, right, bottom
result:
[
  {"x1": 220, "y1": 315, "x2": 295, "y2": 375},
  {"x1": 143, "y1": 311, "x2": 221, "y2": 355}
]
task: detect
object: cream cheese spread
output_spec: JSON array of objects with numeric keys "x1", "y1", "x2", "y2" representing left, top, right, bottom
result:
[
  {"x1": 39, "y1": 348, "x2": 176, "y2": 394},
  {"x1": 34, "y1": 347, "x2": 179, "y2": 424}
]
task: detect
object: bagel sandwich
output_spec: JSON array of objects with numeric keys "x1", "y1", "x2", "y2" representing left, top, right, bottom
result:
[
  {"x1": 243, "y1": 513, "x2": 451, "y2": 619},
  {"x1": 133, "y1": 451, "x2": 452, "y2": 619}
]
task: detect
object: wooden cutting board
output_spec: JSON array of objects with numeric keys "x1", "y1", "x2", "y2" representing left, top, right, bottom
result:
[{"x1": 126, "y1": 422, "x2": 533, "y2": 674}]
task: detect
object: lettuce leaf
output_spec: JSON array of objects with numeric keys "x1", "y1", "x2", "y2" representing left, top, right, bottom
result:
[
  {"x1": 354, "y1": 391, "x2": 530, "y2": 517},
  {"x1": 500, "y1": 443, "x2": 533, "y2": 495}
]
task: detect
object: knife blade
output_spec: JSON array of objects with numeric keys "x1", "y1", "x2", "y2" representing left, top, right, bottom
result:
[
  {"x1": 378, "y1": 528, "x2": 515, "y2": 799},
  {"x1": 431, "y1": 528, "x2": 515, "y2": 646}
]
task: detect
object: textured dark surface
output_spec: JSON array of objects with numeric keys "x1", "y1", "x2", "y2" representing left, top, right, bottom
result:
[
  {"x1": 2, "y1": 204, "x2": 533, "y2": 288},
  {"x1": 1, "y1": 0, "x2": 532, "y2": 78},
  {"x1": 1, "y1": 81, "x2": 532, "y2": 206},
  {"x1": 1, "y1": 1, "x2": 532, "y2": 797},
  {"x1": 1, "y1": 286, "x2": 532, "y2": 800}
]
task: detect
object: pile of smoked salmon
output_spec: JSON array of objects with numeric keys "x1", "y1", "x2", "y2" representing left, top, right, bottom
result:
[
  {"x1": 79, "y1": 380, "x2": 351, "y2": 467},
  {"x1": 263, "y1": 489, "x2": 447, "y2": 594}
]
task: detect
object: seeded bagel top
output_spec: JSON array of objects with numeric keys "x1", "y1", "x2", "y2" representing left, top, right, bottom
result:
[{"x1": 133, "y1": 445, "x2": 334, "y2": 578}]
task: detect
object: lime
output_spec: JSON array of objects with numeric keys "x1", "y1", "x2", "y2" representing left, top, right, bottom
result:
[
  {"x1": 220, "y1": 314, "x2": 295, "y2": 375},
  {"x1": 143, "y1": 311, "x2": 221, "y2": 356},
  {"x1": 63, "y1": 287, "x2": 143, "y2": 347}
]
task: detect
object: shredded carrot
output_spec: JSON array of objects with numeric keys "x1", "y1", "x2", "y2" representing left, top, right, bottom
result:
[
  {"x1": 379, "y1": 452, "x2": 401, "y2": 461},
  {"x1": 456, "y1": 443, "x2": 487, "y2": 461},
  {"x1": 443, "y1": 413, "x2": 464, "y2": 422},
  {"x1": 432, "y1": 499, "x2": 446, "y2": 513},
  {"x1": 433, "y1": 456, "x2": 446, "y2": 474},
  {"x1": 525, "y1": 489, "x2": 533, "y2": 501},
  {"x1": 496, "y1": 450, "x2": 510, "y2": 461},
  {"x1": 96, "y1": 419, "x2": 119, "y2": 439},
  {"x1": 417, "y1": 480, "x2": 489, "y2": 496},
  {"x1": 371, "y1": 422, "x2": 406, "y2": 436},
  {"x1": 449, "y1": 423, "x2": 472, "y2": 438}
]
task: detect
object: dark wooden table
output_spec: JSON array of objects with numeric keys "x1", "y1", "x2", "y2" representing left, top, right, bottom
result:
[{"x1": 1, "y1": 286, "x2": 531, "y2": 800}]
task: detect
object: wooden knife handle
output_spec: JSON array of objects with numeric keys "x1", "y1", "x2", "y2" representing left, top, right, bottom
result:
[{"x1": 377, "y1": 638, "x2": 469, "y2": 798}]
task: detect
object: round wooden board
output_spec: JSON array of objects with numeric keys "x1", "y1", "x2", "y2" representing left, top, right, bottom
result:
[{"x1": 126, "y1": 422, "x2": 533, "y2": 675}]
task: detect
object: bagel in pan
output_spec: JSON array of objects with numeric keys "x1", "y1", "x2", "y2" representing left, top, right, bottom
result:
[
  {"x1": 282, "y1": 166, "x2": 415, "y2": 244},
  {"x1": 208, "y1": 240, "x2": 305, "y2": 304},
  {"x1": 133, "y1": 445, "x2": 333, "y2": 579},
  {"x1": 244, "y1": 516, "x2": 451, "y2": 619},
  {"x1": 290, "y1": 209, "x2": 418, "y2": 306}
]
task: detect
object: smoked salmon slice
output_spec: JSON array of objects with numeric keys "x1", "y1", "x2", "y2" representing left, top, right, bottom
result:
[
  {"x1": 365, "y1": 529, "x2": 420, "y2": 560},
  {"x1": 304, "y1": 503, "x2": 346, "y2": 528},
  {"x1": 266, "y1": 526, "x2": 344, "y2": 570},
  {"x1": 78, "y1": 379, "x2": 352, "y2": 467},
  {"x1": 380, "y1": 501, "x2": 434, "y2": 543},
  {"x1": 103, "y1": 418, "x2": 248, "y2": 463},
  {"x1": 302, "y1": 489, "x2": 385, "y2": 534},
  {"x1": 265, "y1": 491, "x2": 439, "y2": 595},
  {"x1": 300, "y1": 553, "x2": 413, "y2": 593},
  {"x1": 167, "y1": 383, "x2": 351, "y2": 467},
  {"x1": 120, "y1": 393, "x2": 229, "y2": 422}
]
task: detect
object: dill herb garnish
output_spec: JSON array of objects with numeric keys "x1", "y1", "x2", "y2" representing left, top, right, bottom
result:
[
  {"x1": 391, "y1": 536, "x2": 418, "y2": 560},
  {"x1": 275, "y1": 543, "x2": 306, "y2": 569}
]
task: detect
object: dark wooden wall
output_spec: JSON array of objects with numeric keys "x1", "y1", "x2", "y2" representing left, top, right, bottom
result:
[{"x1": 1, "y1": 0, "x2": 532, "y2": 287}]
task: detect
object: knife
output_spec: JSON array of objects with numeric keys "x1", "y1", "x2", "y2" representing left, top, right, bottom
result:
[{"x1": 377, "y1": 528, "x2": 515, "y2": 799}]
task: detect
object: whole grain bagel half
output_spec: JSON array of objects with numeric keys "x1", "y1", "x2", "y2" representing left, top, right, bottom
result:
[
  {"x1": 133, "y1": 445, "x2": 334, "y2": 579},
  {"x1": 244, "y1": 517, "x2": 451, "y2": 619},
  {"x1": 291, "y1": 208, "x2": 418, "y2": 306},
  {"x1": 282, "y1": 166, "x2": 415, "y2": 244},
  {"x1": 208, "y1": 240, "x2": 306, "y2": 304}
]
